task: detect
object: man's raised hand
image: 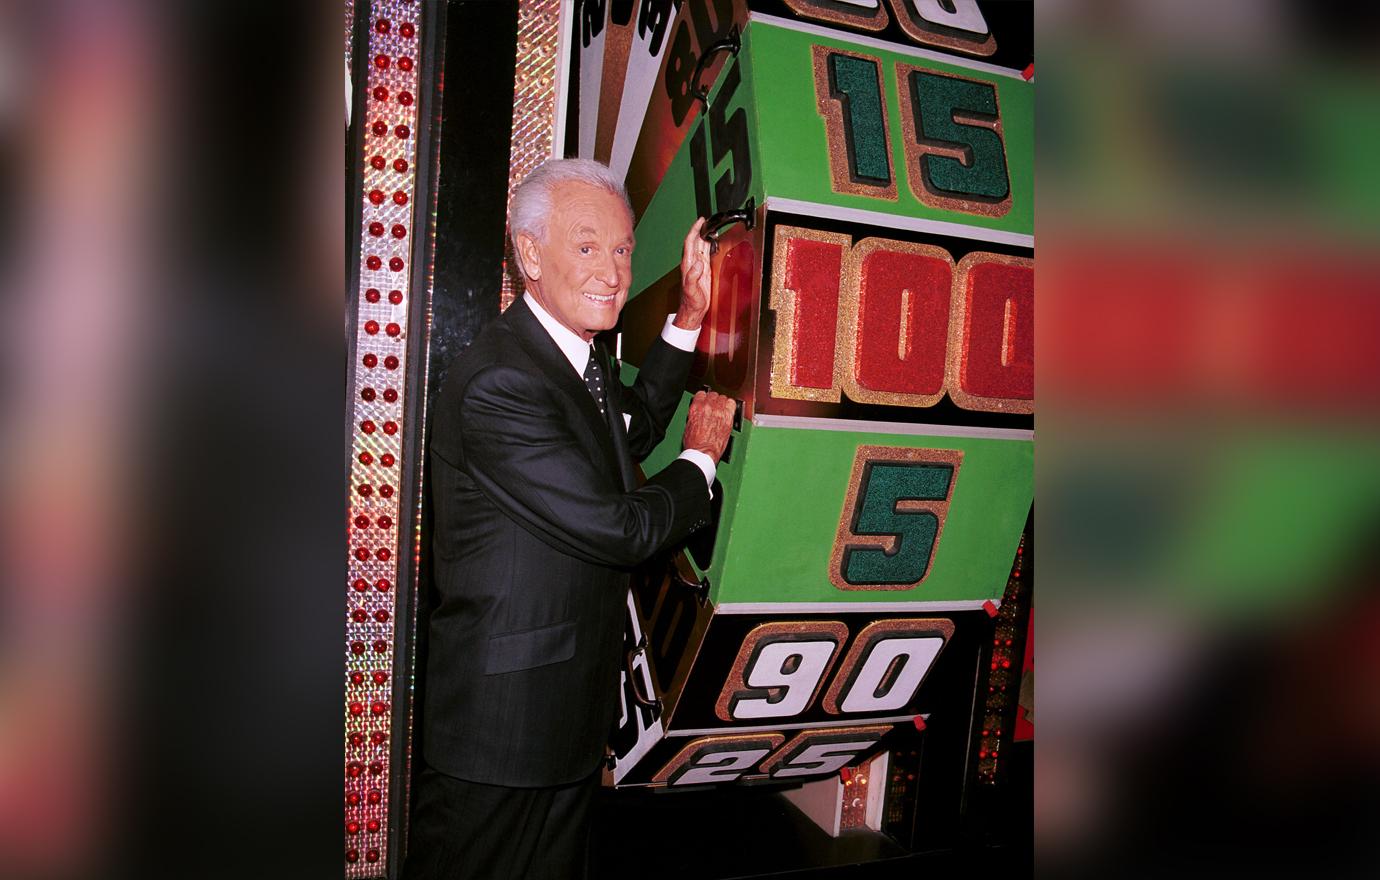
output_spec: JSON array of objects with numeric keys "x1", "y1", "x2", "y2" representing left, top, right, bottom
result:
[{"x1": 673, "y1": 217, "x2": 711, "y2": 331}]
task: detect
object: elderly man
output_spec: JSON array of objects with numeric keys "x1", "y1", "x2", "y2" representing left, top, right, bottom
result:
[{"x1": 405, "y1": 159, "x2": 735, "y2": 879}]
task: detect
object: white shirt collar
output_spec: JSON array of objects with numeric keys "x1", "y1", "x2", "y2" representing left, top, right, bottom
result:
[{"x1": 524, "y1": 292, "x2": 591, "y2": 376}]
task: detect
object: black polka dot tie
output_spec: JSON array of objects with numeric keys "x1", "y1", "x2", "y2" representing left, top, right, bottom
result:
[{"x1": 583, "y1": 346, "x2": 605, "y2": 415}]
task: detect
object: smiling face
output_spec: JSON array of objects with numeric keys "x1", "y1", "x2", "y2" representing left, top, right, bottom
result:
[{"x1": 517, "y1": 180, "x2": 635, "y2": 342}]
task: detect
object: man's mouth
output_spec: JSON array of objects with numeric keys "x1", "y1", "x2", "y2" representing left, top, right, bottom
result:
[{"x1": 582, "y1": 292, "x2": 617, "y2": 306}]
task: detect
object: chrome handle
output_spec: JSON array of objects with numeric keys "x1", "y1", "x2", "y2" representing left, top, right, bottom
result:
[
  {"x1": 625, "y1": 634, "x2": 662, "y2": 714},
  {"x1": 690, "y1": 26, "x2": 740, "y2": 112}
]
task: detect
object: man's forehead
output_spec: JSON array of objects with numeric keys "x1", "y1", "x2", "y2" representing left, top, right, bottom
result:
[{"x1": 553, "y1": 187, "x2": 633, "y2": 235}]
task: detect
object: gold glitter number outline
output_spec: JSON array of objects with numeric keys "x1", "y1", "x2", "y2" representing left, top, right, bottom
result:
[
  {"x1": 782, "y1": 0, "x2": 890, "y2": 32},
  {"x1": 759, "y1": 724, "x2": 893, "y2": 776},
  {"x1": 771, "y1": 230, "x2": 1034, "y2": 413},
  {"x1": 946, "y1": 251, "x2": 1035, "y2": 414},
  {"x1": 651, "y1": 732, "x2": 787, "y2": 785},
  {"x1": 829, "y1": 446, "x2": 963, "y2": 591},
  {"x1": 714, "y1": 620, "x2": 851, "y2": 722},
  {"x1": 821, "y1": 618, "x2": 955, "y2": 713},
  {"x1": 768, "y1": 225, "x2": 851, "y2": 402},
  {"x1": 894, "y1": 62, "x2": 1012, "y2": 219},
  {"x1": 838, "y1": 237, "x2": 955, "y2": 408},
  {"x1": 811, "y1": 45, "x2": 899, "y2": 202},
  {"x1": 888, "y1": 0, "x2": 998, "y2": 57}
]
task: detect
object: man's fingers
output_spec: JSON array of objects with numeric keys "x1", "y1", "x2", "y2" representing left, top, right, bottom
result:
[{"x1": 683, "y1": 218, "x2": 707, "y2": 261}]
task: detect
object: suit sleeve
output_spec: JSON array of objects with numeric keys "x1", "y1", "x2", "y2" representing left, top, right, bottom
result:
[
  {"x1": 453, "y1": 363, "x2": 709, "y2": 568},
  {"x1": 619, "y1": 335, "x2": 694, "y2": 463}
]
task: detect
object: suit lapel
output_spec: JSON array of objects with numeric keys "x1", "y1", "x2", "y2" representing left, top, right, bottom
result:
[{"x1": 505, "y1": 299, "x2": 622, "y2": 480}]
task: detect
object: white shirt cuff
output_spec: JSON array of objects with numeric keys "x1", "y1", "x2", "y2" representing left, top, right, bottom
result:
[
  {"x1": 677, "y1": 448, "x2": 716, "y2": 494},
  {"x1": 661, "y1": 315, "x2": 701, "y2": 352}
]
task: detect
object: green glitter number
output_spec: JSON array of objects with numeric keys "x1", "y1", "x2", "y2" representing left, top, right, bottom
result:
[
  {"x1": 828, "y1": 53, "x2": 891, "y2": 185},
  {"x1": 910, "y1": 71, "x2": 1010, "y2": 200},
  {"x1": 842, "y1": 462, "x2": 953, "y2": 585}
]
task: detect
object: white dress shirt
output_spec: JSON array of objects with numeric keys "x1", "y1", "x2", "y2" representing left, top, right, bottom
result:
[{"x1": 523, "y1": 293, "x2": 716, "y2": 491}]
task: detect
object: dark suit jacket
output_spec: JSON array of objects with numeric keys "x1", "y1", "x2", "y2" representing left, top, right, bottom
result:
[{"x1": 424, "y1": 297, "x2": 709, "y2": 787}]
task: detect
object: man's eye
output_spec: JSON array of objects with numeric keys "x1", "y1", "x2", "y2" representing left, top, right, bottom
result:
[
  {"x1": 615, "y1": 247, "x2": 629, "y2": 256},
  {"x1": 579, "y1": 246, "x2": 592, "y2": 255}
]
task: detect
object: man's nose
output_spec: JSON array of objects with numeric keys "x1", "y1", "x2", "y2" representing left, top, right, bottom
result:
[{"x1": 594, "y1": 253, "x2": 621, "y2": 288}]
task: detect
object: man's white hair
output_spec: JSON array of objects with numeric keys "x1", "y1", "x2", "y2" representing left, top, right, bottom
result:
[{"x1": 508, "y1": 158, "x2": 632, "y2": 276}]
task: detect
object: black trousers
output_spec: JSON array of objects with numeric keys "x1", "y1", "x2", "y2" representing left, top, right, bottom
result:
[{"x1": 402, "y1": 763, "x2": 600, "y2": 880}]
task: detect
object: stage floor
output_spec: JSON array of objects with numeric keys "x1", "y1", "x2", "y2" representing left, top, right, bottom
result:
[{"x1": 592, "y1": 743, "x2": 1031, "y2": 878}]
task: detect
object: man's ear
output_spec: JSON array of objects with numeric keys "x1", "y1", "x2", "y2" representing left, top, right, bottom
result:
[{"x1": 516, "y1": 233, "x2": 542, "y2": 281}]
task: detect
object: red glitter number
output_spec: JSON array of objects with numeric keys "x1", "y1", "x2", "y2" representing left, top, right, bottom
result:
[
  {"x1": 956, "y1": 256, "x2": 1033, "y2": 403},
  {"x1": 782, "y1": 236, "x2": 845, "y2": 390},
  {"x1": 854, "y1": 245, "x2": 951, "y2": 399}
]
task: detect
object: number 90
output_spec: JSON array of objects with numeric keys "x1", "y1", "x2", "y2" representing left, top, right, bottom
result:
[{"x1": 715, "y1": 618, "x2": 954, "y2": 722}]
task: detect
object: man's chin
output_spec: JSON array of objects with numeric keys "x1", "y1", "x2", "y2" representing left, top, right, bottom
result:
[{"x1": 580, "y1": 306, "x2": 623, "y2": 332}]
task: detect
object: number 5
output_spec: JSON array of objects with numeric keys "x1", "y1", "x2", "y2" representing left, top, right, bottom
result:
[{"x1": 830, "y1": 446, "x2": 962, "y2": 590}]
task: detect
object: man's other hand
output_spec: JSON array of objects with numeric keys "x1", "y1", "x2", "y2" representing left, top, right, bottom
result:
[
  {"x1": 672, "y1": 218, "x2": 711, "y2": 331},
  {"x1": 683, "y1": 390, "x2": 736, "y2": 463}
]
